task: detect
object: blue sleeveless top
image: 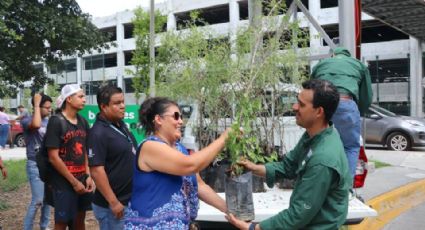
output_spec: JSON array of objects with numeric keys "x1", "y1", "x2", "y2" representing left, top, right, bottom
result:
[{"x1": 124, "y1": 136, "x2": 199, "y2": 230}]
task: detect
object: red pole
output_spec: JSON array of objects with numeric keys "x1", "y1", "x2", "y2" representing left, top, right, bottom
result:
[{"x1": 355, "y1": 0, "x2": 362, "y2": 60}]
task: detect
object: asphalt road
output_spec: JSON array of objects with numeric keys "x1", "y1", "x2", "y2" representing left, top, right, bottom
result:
[{"x1": 364, "y1": 146, "x2": 425, "y2": 229}]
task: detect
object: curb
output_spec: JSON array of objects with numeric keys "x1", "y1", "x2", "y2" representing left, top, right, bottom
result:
[{"x1": 349, "y1": 178, "x2": 425, "y2": 230}]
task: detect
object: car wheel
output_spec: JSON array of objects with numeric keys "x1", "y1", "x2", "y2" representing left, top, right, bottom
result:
[
  {"x1": 386, "y1": 132, "x2": 411, "y2": 151},
  {"x1": 14, "y1": 134, "x2": 26, "y2": 147}
]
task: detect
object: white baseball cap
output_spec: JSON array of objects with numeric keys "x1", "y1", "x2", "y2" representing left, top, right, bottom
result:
[
  {"x1": 59, "y1": 84, "x2": 83, "y2": 107},
  {"x1": 55, "y1": 95, "x2": 64, "y2": 108}
]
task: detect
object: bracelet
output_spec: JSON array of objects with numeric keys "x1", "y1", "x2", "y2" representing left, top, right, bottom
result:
[{"x1": 249, "y1": 223, "x2": 257, "y2": 230}]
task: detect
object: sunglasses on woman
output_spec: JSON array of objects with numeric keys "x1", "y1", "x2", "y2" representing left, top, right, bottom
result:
[{"x1": 161, "y1": 112, "x2": 183, "y2": 121}]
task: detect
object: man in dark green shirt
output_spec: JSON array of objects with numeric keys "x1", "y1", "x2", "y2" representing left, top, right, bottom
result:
[
  {"x1": 226, "y1": 79, "x2": 351, "y2": 230},
  {"x1": 311, "y1": 47, "x2": 372, "y2": 178}
]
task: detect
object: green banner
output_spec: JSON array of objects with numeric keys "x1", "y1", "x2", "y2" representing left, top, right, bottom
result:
[{"x1": 79, "y1": 105, "x2": 145, "y2": 144}]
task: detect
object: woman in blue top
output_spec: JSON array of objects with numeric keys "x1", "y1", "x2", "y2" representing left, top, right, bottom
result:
[{"x1": 125, "y1": 97, "x2": 230, "y2": 230}]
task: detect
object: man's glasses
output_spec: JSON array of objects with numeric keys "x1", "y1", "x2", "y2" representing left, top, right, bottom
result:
[{"x1": 161, "y1": 112, "x2": 183, "y2": 121}]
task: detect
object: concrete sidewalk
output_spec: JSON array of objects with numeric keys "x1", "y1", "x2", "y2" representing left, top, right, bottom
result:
[
  {"x1": 350, "y1": 148, "x2": 425, "y2": 229},
  {"x1": 0, "y1": 147, "x2": 26, "y2": 161}
]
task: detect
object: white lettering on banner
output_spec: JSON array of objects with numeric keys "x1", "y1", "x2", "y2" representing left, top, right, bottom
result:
[
  {"x1": 125, "y1": 112, "x2": 135, "y2": 120},
  {"x1": 89, "y1": 110, "x2": 96, "y2": 120}
]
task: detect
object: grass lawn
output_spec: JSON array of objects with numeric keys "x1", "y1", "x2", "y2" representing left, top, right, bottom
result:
[
  {"x1": 370, "y1": 159, "x2": 391, "y2": 169},
  {"x1": 0, "y1": 159, "x2": 27, "y2": 210}
]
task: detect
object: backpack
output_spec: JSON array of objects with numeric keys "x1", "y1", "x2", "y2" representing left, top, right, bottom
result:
[{"x1": 35, "y1": 114, "x2": 88, "y2": 182}]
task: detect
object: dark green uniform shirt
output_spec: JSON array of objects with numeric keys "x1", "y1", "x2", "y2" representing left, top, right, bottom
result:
[
  {"x1": 311, "y1": 47, "x2": 373, "y2": 116},
  {"x1": 260, "y1": 125, "x2": 351, "y2": 230}
]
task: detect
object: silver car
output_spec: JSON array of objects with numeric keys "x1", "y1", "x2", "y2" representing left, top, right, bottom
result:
[{"x1": 363, "y1": 104, "x2": 425, "y2": 151}]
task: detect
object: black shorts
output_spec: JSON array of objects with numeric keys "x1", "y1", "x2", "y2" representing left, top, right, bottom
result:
[{"x1": 46, "y1": 185, "x2": 93, "y2": 223}]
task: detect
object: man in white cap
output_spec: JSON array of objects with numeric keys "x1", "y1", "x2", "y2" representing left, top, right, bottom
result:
[{"x1": 44, "y1": 84, "x2": 95, "y2": 229}]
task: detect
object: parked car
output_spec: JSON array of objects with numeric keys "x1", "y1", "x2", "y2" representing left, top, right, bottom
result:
[
  {"x1": 6, "y1": 114, "x2": 26, "y2": 148},
  {"x1": 363, "y1": 104, "x2": 425, "y2": 151}
]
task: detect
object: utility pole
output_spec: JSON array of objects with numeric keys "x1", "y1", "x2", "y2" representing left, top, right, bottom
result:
[
  {"x1": 149, "y1": 0, "x2": 155, "y2": 97},
  {"x1": 338, "y1": 0, "x2": 356, "y2": 57}
]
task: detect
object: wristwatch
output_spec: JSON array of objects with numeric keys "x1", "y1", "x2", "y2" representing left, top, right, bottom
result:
[{"x1": 249, "y1": 223, "x2": 257, "y2": 230}]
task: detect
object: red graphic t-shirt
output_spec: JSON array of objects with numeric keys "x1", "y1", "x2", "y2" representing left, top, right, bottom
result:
[{"x1": 44, "y1": 114, "x2": 89, "y2": 188}]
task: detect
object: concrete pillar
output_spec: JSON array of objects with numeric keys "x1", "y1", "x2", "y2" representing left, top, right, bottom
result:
[
  {"x1": 229, "y1": 0, "x2": 239, "y2": 54},
  {"x1": 76, "y1": 56, "x2": 82, "y2": 86},
  {"x1": 248, "y1": 0, "x2": 261, "y2": 28},
  {"x1": 308, "y1": 0, "x2": 321, "y2": 48},
  {"x1": 116, "y1": 17, "x2": 125, "y2": 88},
  {"x1": 167, "y1": 0, "x2": 176, "y2": 31},
  {"x1": 409, "y1": 36, "x2": 423, "y2": 117},
  {"x1": 338, "y1": 0, "x2": 356, "y2": 56}
]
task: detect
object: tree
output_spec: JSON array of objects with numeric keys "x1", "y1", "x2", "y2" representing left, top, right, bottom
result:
[
  {"x1": 128, "y1": 8, "x2": 167, "y2": 103},
  {"x1": 132, "y1": 1, "x2": 310, "y2": 175},
  {"x1": 0, "y1": 0, "x2": 110, "y2": 97}
]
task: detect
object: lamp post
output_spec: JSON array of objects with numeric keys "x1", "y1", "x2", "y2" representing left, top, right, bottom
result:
[{"x1": 149, "y1": 0, "x2": 155, "y2": 97}]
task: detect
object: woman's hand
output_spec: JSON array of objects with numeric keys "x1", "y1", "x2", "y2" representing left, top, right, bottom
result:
[{"x1": 225, "y1": 213, "x2": 251, "y2": 230}]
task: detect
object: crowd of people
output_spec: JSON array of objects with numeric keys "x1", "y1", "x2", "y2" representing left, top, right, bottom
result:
[{"x1": 0, "y1": 46, "x2": 371, "y2": 230}]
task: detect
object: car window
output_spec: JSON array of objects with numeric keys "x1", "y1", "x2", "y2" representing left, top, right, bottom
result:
[
  {"x1": 371, "y1": 105, "x2": 396, "y2": 117},
  {"x1": 364, "y1": 110, "x2": 374, "y2": 118}
]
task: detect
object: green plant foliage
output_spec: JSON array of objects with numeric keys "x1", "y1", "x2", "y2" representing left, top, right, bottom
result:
[
  {"x1": 132, "y1": 1, "x2": 309, "y2": 176},
  {"x1": 0, "y1": 0, "x2": 111, "y2": 97},
  {"x1": 0, "y1": 159, "x2": 27, "y2": 211},
  {"x1": 128, "y1": 8, "x2": 167, "y2": 102},
  {"x1": 0, "y1": 159, "x2": 27, "y2": 192}
]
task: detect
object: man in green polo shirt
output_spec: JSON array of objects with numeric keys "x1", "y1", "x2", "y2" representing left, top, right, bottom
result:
[
  {"x1": 312, "y1": 47, "x2": 372, "y2": 178},
  {"x1": 226, "y1": 79, "x2": 351, "y2": 230}
]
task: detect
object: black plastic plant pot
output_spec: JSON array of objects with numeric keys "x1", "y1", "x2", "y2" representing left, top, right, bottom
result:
[{"x1": 225, "y1": 171, "x2": 255, "y2": 221}]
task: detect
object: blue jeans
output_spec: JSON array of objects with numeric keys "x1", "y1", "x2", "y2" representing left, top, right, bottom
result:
[
  {"x1": 92, "y1": 203, "x2": 127, "y2": 230},
  {"x1": 331, "y1": 99, "x2": 361, "y2": 179},
  {"x1": 23, "y1": 160, "x2": 51, "y2": 230},
  {"x1": 0, "y1": 124, "x2": 9, "y2": 148}
]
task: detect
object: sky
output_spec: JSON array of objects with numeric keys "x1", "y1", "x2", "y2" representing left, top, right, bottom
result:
[{"x1": 76, "y1": 0, "x2": 163, "y2": 18}]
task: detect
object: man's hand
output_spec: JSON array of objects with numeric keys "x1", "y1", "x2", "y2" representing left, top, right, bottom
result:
[
  {"x1": 72, "y1": 180, "x2": 88, "y2": 194},
  {"x1": 110, "y1": 200, "x2": 125, "y2": 219},
  {"x1": 33, "y1": 93, "x2": 42, "y2": 107},
  {"x1": 85, "y1": 176, "x2": 95, "y2": 192},
  {"x1": 225, "y1": 213, "x2": 251, "y2": 230},
  {"x1": 238, "y1": 159, "x2": 266, "y2": 177},
  {"x1": 238, "y1": 159, "x2": 257, "y2": 171}
]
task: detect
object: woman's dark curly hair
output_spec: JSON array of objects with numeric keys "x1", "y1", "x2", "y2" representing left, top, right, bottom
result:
[{"x1": 139, "y1": 97, "x2": 179, "y2": 135}]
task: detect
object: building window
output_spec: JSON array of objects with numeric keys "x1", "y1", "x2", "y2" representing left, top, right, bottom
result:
[
  {"x1": 263, "y1": 0, "x2": 308, "y2": 15},
  {"x1": 124, "y1": 51, "x2": 134, "y2": 66},
  {"x1": 239, "y1": 1, "x2": 248, "y2": 20},
  {"x1": 175, "y1": 4, "x2": 230, "y2": 30},
  {"x1": 322, "y1": 20, "x2": 409, "y2": 46},
  {"x1": 321, "y1": 0, "x2": 338, "y2": 8},
  {"x1": 104, "y1": 53, "x2": 117, "y2": 68},
  {"x1": 100, "y1": 26, "x2": 117, "y2": 42},
  {"x1": 362, "y1": 20, "x2": 409, "y2": 43},
  {"x1": 124, "y1": 78, "x2": 135, "y2": 93},
  {"x1": 84, "y1": 80, "x2": 117, "y2": 95},
  {"x1": 84, "y1": 53, "x2": 117, "y2": 70},
  {"x1": 124, "y1": 23, "x2": 134, "y2": 39},
  {"x1": 50, "y1": 59, "x2": 76, "y2": 74},
  {"x1": 368, "y1": 58, "x2": 409, "y2": 83},
  {"x1": 263, "y1": 28, "x2": 310, "y2": 49},
  {"x1": 368, "y1": 57, "x2": 410, "y2": 115},
  {"x1": 322, "y1": 24, "x2": 339, "y2": 46}
]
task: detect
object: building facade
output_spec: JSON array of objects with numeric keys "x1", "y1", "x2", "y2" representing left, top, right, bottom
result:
[{"x1": 6, "y1": 0, "x2": 425, "y2": 116}]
